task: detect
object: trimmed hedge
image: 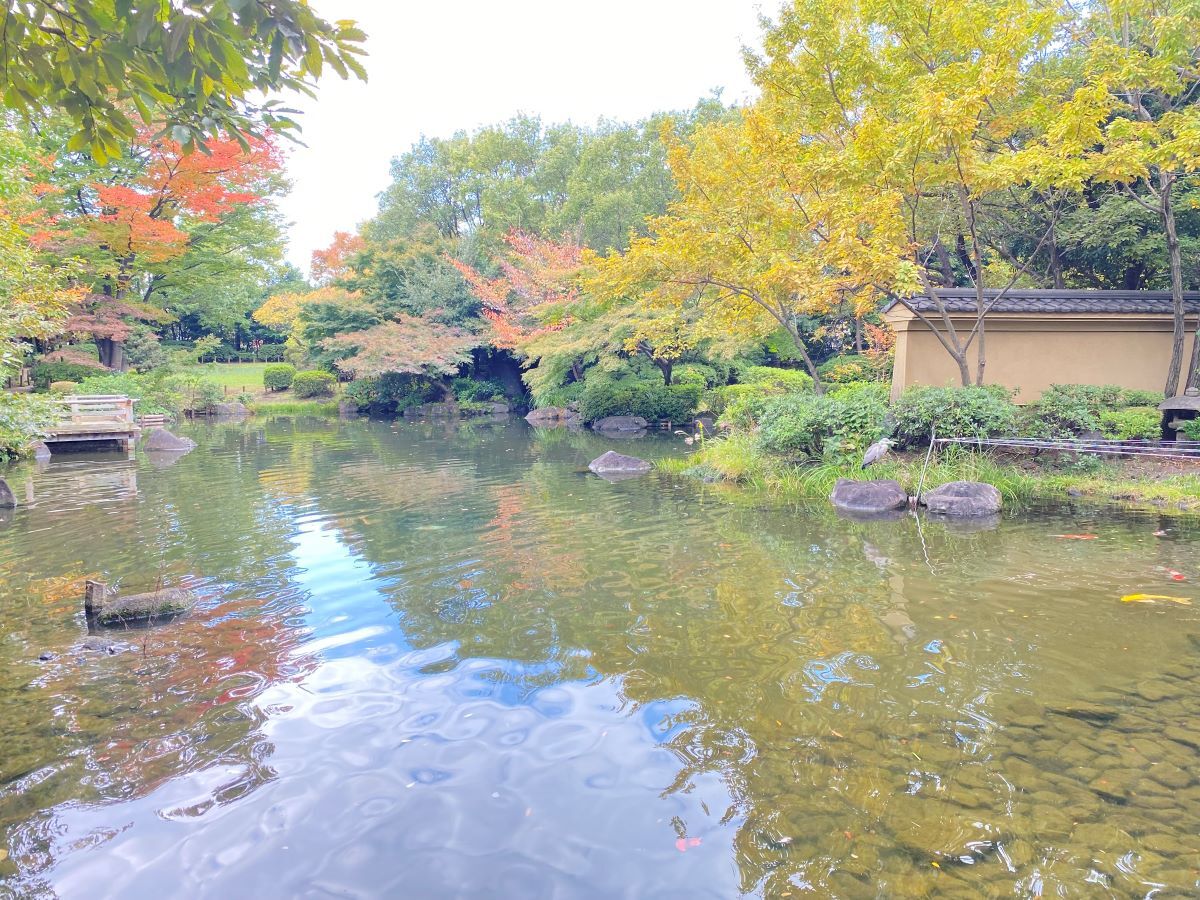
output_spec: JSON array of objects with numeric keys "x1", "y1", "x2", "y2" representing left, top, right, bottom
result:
[
  {"x1": 891, "y1": 385, "x2": 1020, "y2": 448},
  {"x1": 263, "y1": 363, "x2": 296, "y2": 392},
  {"x1": 292, "y1": 370, "x2": 336, "y2": 399},
  {"x1": 757, "y1": 391, "x2": 889, "y2": 460},
  {"x1": 578, "y1": 377, "x2": 700, "y2": 424}
]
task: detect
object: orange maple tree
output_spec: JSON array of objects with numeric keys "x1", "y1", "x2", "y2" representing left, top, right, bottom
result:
[
  {"x1": 311, "y1": 231, "x2": 366, "y2": 286},
  {"x1": 446, "y1": 230, "x2": 583, "y2": 351},
  {"x1": 38, "y1": 127, "x2": 282, "y2": 368}
]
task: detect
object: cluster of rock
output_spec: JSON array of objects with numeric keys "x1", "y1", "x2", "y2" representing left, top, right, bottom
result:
[
  {"x1": 525, "y1": 406, "x2": 582, "y2": 427},
  {"x1": 831, "y1": 479, "x2": 1002, "y2": 517},
  {"x1": 405, "y1": 401, "x2": 511, "y2": 419}
]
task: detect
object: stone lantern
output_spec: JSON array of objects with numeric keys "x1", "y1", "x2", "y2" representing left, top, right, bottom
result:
[{"x1": 1159, "y1": 387, "x2": 1200, "y2": 441}]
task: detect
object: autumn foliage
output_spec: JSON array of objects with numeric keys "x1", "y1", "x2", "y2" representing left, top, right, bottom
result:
[
  {"x1": 311, "y1": 231, "x2": 366, "y2": 286},
  {"x1": 324, "y1": 313, "x2": 480, "y2": 379},
  {"x1": 447, "y1": 230, "x2": 583, "y2": 351}
]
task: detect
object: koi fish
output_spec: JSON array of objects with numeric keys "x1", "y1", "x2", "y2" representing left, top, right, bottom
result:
[{"x1": 1121, "y1": 593, "x2": 1192, "y2": 606}]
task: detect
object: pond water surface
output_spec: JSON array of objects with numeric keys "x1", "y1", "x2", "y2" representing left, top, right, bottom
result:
[{"x1": 2, "y1": 416, "x2": 1200, "y2": 898}]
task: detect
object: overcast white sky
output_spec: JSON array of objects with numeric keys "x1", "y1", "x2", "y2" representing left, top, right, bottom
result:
[{"x1": 278, "y1": 0, "x2": 765, "y2": 272}]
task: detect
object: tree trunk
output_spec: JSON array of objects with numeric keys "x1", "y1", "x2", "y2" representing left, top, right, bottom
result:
[
  {"x1": 854, "y1": 316, "x2": 863, "y2": 353},
  {"x1": 1161, "y1": 173, "x2": 1186, "y2": 397},
  {"x1": 781, "y1": 320, "x2": 825, "y2": 395},
  {"x1": 96, "y1": 337, "x2": 126, "y2": 371},
  {"x1": 656, "y1": 360, "x2": 673, "y2": 386},
  {"x1": 1187, "y1": 318, "x2": 1200, "y2": 391}
]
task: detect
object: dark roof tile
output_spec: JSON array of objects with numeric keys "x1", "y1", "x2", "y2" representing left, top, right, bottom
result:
[{"x1": 885, "y1": 288, "x2": 1200, "y2": 315}]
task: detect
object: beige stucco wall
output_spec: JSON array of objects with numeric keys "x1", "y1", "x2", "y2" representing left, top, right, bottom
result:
[{"x1": 886, "y1": 308, "x2": 1199, "y2": 403}]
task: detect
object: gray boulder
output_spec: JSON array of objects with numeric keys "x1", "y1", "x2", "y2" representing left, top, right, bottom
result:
[
  {"x1": 592, "y1": 415, "x2": 649, "y2": 433},
  {"x1": 921, "y1": 481, "x2": 1002, "y2": 517},
  {"x1": 142, "y1": 429, "x2": 196, "y2": 452},
  {"x1": 589, "y1": 451, "x2": 653, "y2": 476},
  {"x1": 403, "y1": 402, "x2": 457, "y2": 418},
  {"x1": 0, "y1": 478, "x2": 14, "y2": 509},
  {"x1": 830, "y1": 478, "x2": 908, "y2": 514},
  {"x1": 84, "y1": 580, "x2": 196, "y2": 626},
  {"x1": 525, "y1": 406, "x2": 582, "y2": 427},
  {"x1": 213, "y1": 402, "x2": 249, "y2": 418},
  {"x1": 30, "y1": 441, "x2": 51, "y2": 461}
]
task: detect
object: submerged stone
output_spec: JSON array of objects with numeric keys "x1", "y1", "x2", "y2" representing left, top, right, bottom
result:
[
  {"x1": 142, "y1": 428, "x2": 197, "y2": 452},
  {"x1": 588, "y1": 451, "x2": 652, "y2": 476},
  {"x1": 84, "y1": 580, "x2": 196, "y2": 626},
  {"x1": 30, "y1": 441, "x2": 51, "y2": 461},
  {"x1": 591, "y1": 415, "x2": 649, "y2": 433},
  {"x1": 921, "y1": 481, "x2": 1002, "y2": 517},
  {"x1": 525, "y1": 406, "x2": 582, "y2": 427},
  {"x1": 830, "y1": 479, "x2": 908, "y2": 515},
  {"x1": 0, "y1": 478, "x2": 13, "y2": 509}
]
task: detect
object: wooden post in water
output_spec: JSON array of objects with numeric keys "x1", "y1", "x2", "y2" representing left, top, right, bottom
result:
[{"x1": 84, "y1": 581, "x2": 108, "y2": 617}]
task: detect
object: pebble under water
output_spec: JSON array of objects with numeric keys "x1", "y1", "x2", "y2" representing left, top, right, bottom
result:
[{"x1": 2, "y1": 416, "x2": 1200, "y2": 898}]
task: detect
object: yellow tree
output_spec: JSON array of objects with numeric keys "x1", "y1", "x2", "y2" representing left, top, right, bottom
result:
[
  {"x1": 750, "y1": 0, "x2": 1063, "y2": 386},
  {"x1": 1005, "y1": 0, "x2": 1200, "y2": 394},
  {"x1": 591, "y1": 116, "x2": 909, "y2": 395}
]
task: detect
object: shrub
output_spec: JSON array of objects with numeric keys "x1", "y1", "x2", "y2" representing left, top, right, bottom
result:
[
  {"x1": 263, "y1": 363, "x2": 297, "y2": 392},
  {"x1": 757, "y1": 391, "x2": 888, "y2": 460},
  {"x1": 0, "y1": 393, "x2": 57, "y2": 461},
  {"x1": 452, "y1": 377, "x2": 506, "y2": 403},
  {"x1": 123, "y1": 326, "x2": 167, "y2": 372},
  {"x1": 1099, "y1": 406, "x2": 1162, "y2": 441},
  {"x1": 75, "y1": 372, "x2": 182, "y2": 417},
  {"x1": 48, "y1": 380, "x2": 79, "y2": 393},
  {"x1": 578, "y1": 376, "x2": 699, "y2": 423},
  {"x1": 1030, "y1": 384, "x2": 1123, "y2": 437},
  {"x1": 292, "y1": 370, "x2": 337, "y2": 399},
  {"x1": 891, "y1": 385, "x2": 1019, "y2": 448},
  {"x1": 1180, "y1": 418, "x2": 1200, "y2": 440},
  {"x1": 1119, "y1": 388, "x2": 1164, "y2": 408},
  {"x1": 257, "y1": 343, "x2": 287, "y2": 362},
  {"x1": 32, "y1": 358, "x2": 105, "y2": 389},
  {"x1": 738, "y1": 365, "x2": 814, "y2": 392},
  {"x1": 344, "y1": 373, "x2": 439, "y2": 415},
  {"x1": 818, "y1": 353, "x2": 891, "y2": 384},
  {"x1": 674, "y1": 363, "x2": 725, "y2": 389},
  {"x1": 534, "y1": 381, "x2": 584, "y2": 410}
]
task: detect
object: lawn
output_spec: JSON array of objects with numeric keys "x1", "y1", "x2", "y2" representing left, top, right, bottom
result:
[{"x1": 188, "y1": 362, "x2": 342, "y2": 409}]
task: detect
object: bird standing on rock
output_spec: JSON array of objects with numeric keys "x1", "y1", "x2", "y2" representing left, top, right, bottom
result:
[{"x1": 861, "y1": 438, "x2": 896, "y2": 469}]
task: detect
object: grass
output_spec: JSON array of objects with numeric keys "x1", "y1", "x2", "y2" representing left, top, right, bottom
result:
[
  {"x1": 659, "y1": 433, "x2": 1200, "y2": 513},
  {"x1": 246, "y1": 399, "x2": 340, "y2": 417},
  {"x1": 183, "y1": 363, "x2": 342, "y2": 413}
]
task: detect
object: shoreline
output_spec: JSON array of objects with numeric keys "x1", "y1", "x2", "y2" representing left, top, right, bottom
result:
[{"x1": 657, "y1": 434, "x2": 1200, "y2": 515}]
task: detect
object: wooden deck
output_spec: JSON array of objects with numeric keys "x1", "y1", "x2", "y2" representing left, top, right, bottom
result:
[{"x1": 45, "y1": 395, "x2": 140, "y2": 451}]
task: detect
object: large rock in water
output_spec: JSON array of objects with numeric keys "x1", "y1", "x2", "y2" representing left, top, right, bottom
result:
[
  {"x1": 30, "y1": 441, "x2": 51, "y2": 461},
  {"x1": 526, "y1": 406, "x2": 582, "y2": 427},
  {"x1": 589, "y1": 451, "x2": 652, "y2": 475},
  {"x1": 84, "y1": 580, "x2": 196, "y2": 626},
  {"x1": 142, "y1": 429, "x2": 197, "y2": 452},
  {"x1": 922, "y1": 481, "x2": 1002, "y2": 517},
  {"x1": 0, "y1": 478, "x2": 14, "y2": 509},
  {"x1": 592, "y1": 415, "x2": 649, "y2": 433},
  {"x1": 213, "y1": 401, "x2": 249, "y2": 418},
  {"x1": 403, "y1": 402, "x2": 457, "y2": 418},
  {"x1": 830, "y1": 479, "x2": 908, "y2": 514}
]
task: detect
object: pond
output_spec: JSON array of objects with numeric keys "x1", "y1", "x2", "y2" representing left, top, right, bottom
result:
[{"x1": 2, "y1": 416, "x2": 1200, "y2": 898}]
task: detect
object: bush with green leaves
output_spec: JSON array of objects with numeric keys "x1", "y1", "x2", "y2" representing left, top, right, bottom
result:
[
  {"x1": 345, "y1": 373, "x2": 439, "y2": 415},
  {"x1": 0, "y1": 393, "x2": 57, "y2": 461},
  {"x1": 292, "y1": 370, "x2": 337, "y2": 399},
  {"x1": 257, "y1": 344, "x2": 287, "y2": 362},
  {"x1": 451, "y1": 377, "x2": 506, "y2": 403},
  {"x1": 1029, "y1": 384, "x2": 1123, "y2": 437},
  {"x1": 48, "y1": 381, "x2": 78, "y2": 393},
  {"x1": 1180, "y1": 418, "x2": 1200, "y2": 441},
  {"x1": 756, "y1": 391, "x2": 888, "y2": 460},
  {"x1": 32, "y1": 359, "x2": 105, "y2": 389},
  {"x1": 818, "y1": 353, "x2": 891, "y2": 384},
  {"x1": 1119, "y1": 388, "x2": 1164, "y2": 408},
  {"x1": 738, "y1": 365, "x2": 814, "y2": 392},
  {"x1": 534, "y1": 381, "x2": 584, "y2": 410},
  {"x1": 674, "y1": 363, "x2": 726, "y2": 389},
  {"x1": 578, "y1": 376, "x2": 699, "y2": 424},
  {"x1": 263, "y1": 363, "x2": 297, "y2": 392},
  {"x1": 1099, "y1": 407, "x2": 1162, "y2": 441},
  {"x1": 891, "y1": 385, "x2": 1019, "y2": 448},
  {"x1": 75, "y1": 372, "x2": 183, "y2": 418},
  {"x1": 123, "y1": 326, "x2": 168, "y2": 372}
]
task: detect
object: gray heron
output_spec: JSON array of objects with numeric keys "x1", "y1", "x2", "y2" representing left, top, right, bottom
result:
[{"x1": 861, "y1": 438, "x2": 896, "y2": 469}]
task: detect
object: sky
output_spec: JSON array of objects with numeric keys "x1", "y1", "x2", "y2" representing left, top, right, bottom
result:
[{"x1": 278, "y1": 0, "x2": 765, "y2": 272}]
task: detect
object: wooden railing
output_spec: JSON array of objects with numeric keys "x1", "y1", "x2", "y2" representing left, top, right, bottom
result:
[{"x1": 51, "y1": 395, "x2": 137, "y2": 434}]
